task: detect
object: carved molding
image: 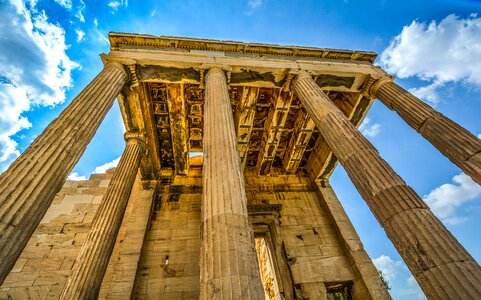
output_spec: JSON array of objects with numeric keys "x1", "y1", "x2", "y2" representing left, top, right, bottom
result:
[
  {"x1": 291, "y1": 69, "x2": 316, "y2": 89},
  {"x1": 282, "y1": 72, "x2": 296, "y2": 92},
  {"x1": 124, "y1": 131, "x2": 146, "y2": 149},
  {"x1": 126, "y1": 63, "x2": 139, "y2": 88},
  {"x1": 361, "y1": 74, "x2": 394, "y2": 98},
  {"x1": 108, "y1": 32, "x2": 378, "y2": 63},
  {"x1": 199, "y1": 64, "x2": 233, "y2": 86},
  {"x1": 247, "y1": 204, "x2": 282, "y2": 214}
]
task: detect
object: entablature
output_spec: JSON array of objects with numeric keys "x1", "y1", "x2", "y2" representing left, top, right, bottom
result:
[{"x1": 105, "y1": 33, "x2": 387, "y2": 183}]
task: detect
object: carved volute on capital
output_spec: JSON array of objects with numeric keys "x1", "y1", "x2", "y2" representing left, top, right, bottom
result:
[
  {"x1": 291, "y1": 69, "x2": 315, "y2": 86},
  {"x1": 363, "y1": 74, "x2": 394, "y2": 98},
  {"x1": 200, "y1": 64, "x2": 233, "y2": 87},
  {"x1": 200, "y1": 64, "x2": 232, "y2": 73},
  {"x1": 125, "y1": 63, "x2": 139, "y2": 88},
  {"x1": 124, "y1": 131, "x2": 146, "y2": 149},
  {"x1": 281, "y1": 71, "x2": 296, "y2": 92},
  {"x1": 101, "y1": 58, "x2": 137, "y2": 87},
  {"x1": 106, "y1": 61, "x2": 130, "y2": 79}
]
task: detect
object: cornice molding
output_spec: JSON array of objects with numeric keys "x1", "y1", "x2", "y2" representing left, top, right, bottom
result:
[{"x1": 108, "y1": 32, "x2": 378, "y2": 64}]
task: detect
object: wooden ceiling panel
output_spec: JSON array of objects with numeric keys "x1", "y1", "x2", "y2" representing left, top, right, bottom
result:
[{"x1": 144, "y1": 78, "x2": 369, "y2": 177}]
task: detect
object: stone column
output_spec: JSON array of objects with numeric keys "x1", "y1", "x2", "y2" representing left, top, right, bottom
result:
[
  {"x1": 0, "y1": 62, "x2": 128, "y2": 284},
  {"x1": 372, "y1": 80, "x2": 481, "y2": 185},
  {"x1": 60, "y1": 132, "x2": 146, "y2": 299},
  {"x1": 201, "y1": 67, "x2": 264, "y2": 299},
  {"x1": 293, "y1": 71, "x2": 481, "y2": 299}
]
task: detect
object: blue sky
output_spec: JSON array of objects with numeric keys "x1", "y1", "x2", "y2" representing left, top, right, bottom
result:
[{"x1": 1, "y1": 0, "x2": 481, "y2": 298}]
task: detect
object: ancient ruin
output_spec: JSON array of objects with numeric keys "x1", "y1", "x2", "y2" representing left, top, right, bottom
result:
[{"x1": 1, "y1": 33, "x2": 481, "y2": 299}]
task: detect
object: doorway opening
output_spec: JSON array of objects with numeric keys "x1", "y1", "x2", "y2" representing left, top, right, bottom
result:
[{"x1": 255, "y1": 237, "x2": 282, "y2": 300}]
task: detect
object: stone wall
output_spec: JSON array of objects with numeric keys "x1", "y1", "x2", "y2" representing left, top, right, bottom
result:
[
  {"x1": 245, "y1": 174, "x2": 378, "y2": 299},
  {"x1": 132, "y1": 174, "x2": 202, "y2": 299},
  {"x1": 0, "y1": 172, "x2": 112, "y2": 299},
  {"x1": 1, "y1": 170, "x2": 387, "y2": 299},
  {"x1": 131, "y1": 171, "x2": 386, "y2": 299}
]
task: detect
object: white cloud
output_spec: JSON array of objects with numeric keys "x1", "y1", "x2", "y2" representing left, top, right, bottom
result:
[
  {"x1": 477, "y1": 133, "x2": 481, "y2": 139},
  {"x1": 75, "y1": 28, "x2": 85, "y2": 42},
  {"x1": 423, "y1": 173, "x2": 481, "y2": 224},
  {"x1": 372, "y1": 255, "x2": 403, "y2": 282},
  {"x1": 381, "y1": 14, "x2": 481, "y2": 103},
  {"x1": 68, "y1": 172, "x2": 86, "y2": 181},
  {"x1": 408, "y1": 81, "x2": 444, "y2": 105},
  {"x1": 92, "y1": 18, "x2": 109, "y2": 45},
  {"x1": 151, "y1": 10, "x2": 156, "y2": 17},
  {"x1": 108, "y1": 0, "x2": 127, "y2": 13},
  {"x1": 443, "y1": 216, "x2": 468, "y2": 225},
  {"x1": 0, "y1": 1, "x2": 78, "y2": 171},
  {"x1": 359, "y1": 117, "x2": 381, "y2": 138},
  {"x1": 0, "y1": 82, "x2": 32, "y2": 170},
  {"x1": 374, "y1": 255, "x2": 426, "y2": 299},
  {"x1": 248, "y1": 0, "x2": 263, "y2": 9},
  {"x1": 93, "y1": 157, "x2": 121, "y2": 174},
  {"x1": 0, "y1": 136, "x2": 21, "y2": 172},
  {"x1": 54, "y1": 0, "x2": 85, "y2": 22},
  {"x1": 54, "y1": 0, "x2": 72, "y2": 10},
  {"x1": 108, "y1": 1, "x2": 120, "y2": 11},
  {"x1": 75, "y1": 0, "x2": 85, "y2": 23},
  {"x1": 400, "y1": 275, "x2": 426, "y2": 300},
  {"x1": 68, "y1": 156, "x2": 122, "y2": 180}
]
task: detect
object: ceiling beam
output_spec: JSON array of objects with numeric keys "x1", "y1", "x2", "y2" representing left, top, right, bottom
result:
[
  {"x1": 256, "y1": 90, "x2": 293, "y2": 175},
  {"x1": 282, "y1": 110, "x2": 316, "y2": 174},
  {"x1": 167, "y1": 83, "x2": 189, "y2": 175},
  {"x1": 234, "y1": 86, "x2": 260, "y2": 169}
]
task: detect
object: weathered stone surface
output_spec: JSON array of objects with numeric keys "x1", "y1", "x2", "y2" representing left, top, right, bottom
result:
[
  {"x1": 2, "y1": 170, "x2": 388, "y2": 299},
  {"x1": 0, "y1": 62, "x2": 128, "y2": 284},
  {"x1": 245, "y1": 174, "x2": 384, "y2": 299},
  {"x1": 293, "y1": 70, "x2": 481, "y2": 298},
  {"x1": 6, "y1": 34, "x2": 480, "y2": 300},
  {"x1": 60, "y1": 133, "x2": 146, "y2": 299},
  {"x1": 317, "y1": 184, "x2": 392, "y2": 300},
  {"x1": 375, "y1": 81, "x2": 481, "y2": 185},
  {"x1": 200, "y1": 67, "x2": 264, "y2": 299},
  {"x1": 99, "y1": 176, "x2": 154, "y2": 300},
  {"x1": 0, "y1": 173, "x2": 111, "y2": 299}
]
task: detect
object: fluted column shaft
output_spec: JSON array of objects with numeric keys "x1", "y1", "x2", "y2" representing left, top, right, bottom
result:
[
  {"x1": 201, "y1": 67, "x2": 264, "y2": 299},
  {"x1": 0, "y1": 62, "x2": 128, "y2": 284},
  {"x1": 374, "y1": 81, "x2": 481, "y2": 185},
  {"x1": 293, "y1": 71, "x2": 481, "y2": 299},
  {"x1": 60, "y1": 132, "x2": 145, "y2": 299}
]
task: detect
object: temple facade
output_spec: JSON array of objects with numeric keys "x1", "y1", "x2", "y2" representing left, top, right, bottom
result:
[{"x1": 1, "y1": 33, "x2": 481, "y2": 299}]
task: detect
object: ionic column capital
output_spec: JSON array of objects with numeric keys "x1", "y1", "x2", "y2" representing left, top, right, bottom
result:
[
  {"x1": 199, "y1": 64, "x2": 232, "y2": 88},
  {"x1": 124, "y1": 62, "x2": 139, "y2": 88},
  {"x1": 124, "y1": 131, "x2": 146, "y2": 148},
  {"x1": 200, "y1": 64, "x2": 232, "y2": 73},
  {"x1": 281, "y1": 71, "x2": 296, "y2": 91},
  {"x1": 106, "y1": 61, "x2": 129, "y2": 78},
  {"x1": 283, "y1": 69, "x2": 314, "y2": 92},
  {"x1": 363, "y1": 75, "x2": 394, "y2": 98},
  {"x1": 291, "y1": 69, "x2": 314, "y2": 79},
  {"x1": 101, "y1": 60, "x2": 134, "y2": 87}
]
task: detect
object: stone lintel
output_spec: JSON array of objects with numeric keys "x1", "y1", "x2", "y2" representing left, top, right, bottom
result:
[{"x1": 108, "y1": 32, "x2": 378, "y2": 64}]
